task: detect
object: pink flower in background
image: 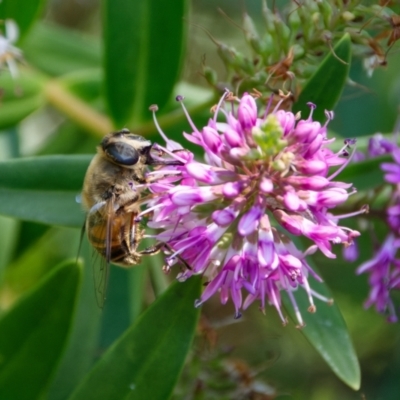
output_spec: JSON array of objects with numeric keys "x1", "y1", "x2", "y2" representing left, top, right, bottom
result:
[
  {"x1": 356, "y1": 135, "x2": 400, "y2": 322},
  {"x1": 357, "y1": 234, "x2": 400, "y2": 323},
  {"x1": 146, "y1": 91, "x2": 360, "y2": 326}
]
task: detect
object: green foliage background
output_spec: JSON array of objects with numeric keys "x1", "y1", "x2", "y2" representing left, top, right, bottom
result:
[{"x1": 0, "y1": 1, "x2": 399, "y2": 399}]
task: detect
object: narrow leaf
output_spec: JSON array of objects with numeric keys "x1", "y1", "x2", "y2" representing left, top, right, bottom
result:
[
  {"x1": 0, "y1": 188, "x2": 83, "y2": 228},
  {"x1": 128, "y1": 265, "x2": 146, "y2": 322},
  {"x1": 69, "y1": 276, "x2": 202, "y2": 400},
  {"x1": 0, "y1": 155, "x2": 90, "y2": 227},
  {"x1": 0, "y1": 260, "x2": 82, "y2": 400},
  {"x1": 61, "y1": 68, "x2": 103, "y2": 103},
  {"x1": 293, "y1": 34, "x2": 351, "y2": 122},
  {"x1": 0, "y1": 0, "x2": 46, "y2": 39},
  {"x1": 21, "y1": 22, "x2": 101, "y2": 76},
  {"x1": 0, "y1": 72, "x2": 45, "y2": 130},
  {"x1": 103, "y1": 0, "x2": 188, "y2": 126},
  {"x1": 98, "y1": 267, "x2": 132, "y2": 349},
  {"x1": 47, "y1": 241, "x2": 102, "y2": 400},
  {"x1": 0, "y1": 216, "x2": 19, "y2": 283},
  {"x1": 283, "y1": 275, "x2": 361, "y2": 390},
  {"x1": 0, "y1": 155, "x2": 90, "y2": 191}
]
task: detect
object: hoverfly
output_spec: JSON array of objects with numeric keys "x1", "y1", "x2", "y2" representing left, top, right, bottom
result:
[{"x1": 81, "y1": 129, "x2": 182, "y2": 306}]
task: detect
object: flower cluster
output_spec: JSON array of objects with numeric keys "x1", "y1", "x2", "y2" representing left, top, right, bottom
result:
[
  {"x1": 202, "y1": 1, "x2": 399, "y2": 98},
  {"x1": 356, "y1": 136, "x2": 400, "y2": 322},
  {"x1": 146, "y1": 91, "x2": 360, "y2": 326}
]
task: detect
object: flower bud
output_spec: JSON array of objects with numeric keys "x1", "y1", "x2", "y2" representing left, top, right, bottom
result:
[
  {"x1": 203, "y1": 65, "x2": 217, "y2": 86},
  {"x1": 238, "y1": 94, "x2": 257, "y2": 131}
]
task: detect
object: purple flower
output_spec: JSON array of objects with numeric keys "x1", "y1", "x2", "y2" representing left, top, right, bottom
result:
[
  {"x1": 146, "y1": 91, "x2": 360, "y2": 326},
  {"x1": 357, "y1": 234, "x2": 400, "y2": 323},
  {"x1": 342, "y1": 239, "x2": 359, "y2": 262},
  {"x1": 368, "y1": 133, "x2": 396, "y2": 157},
  {"x1": 356, "y1": 136, "x2": 400, "y2": 321},
  {"x1": 382, "y1": 148, "x2": 400, "y2": 185}
]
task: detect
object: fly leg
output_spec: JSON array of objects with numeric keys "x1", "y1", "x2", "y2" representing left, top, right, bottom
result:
[
  {"x1": 137, "y1": 241, "x2": 164, "y2": 256},
  {"x1": 139, "y1": 242, "x2": 192, "y2": 271},
  {"x1": 112, "y1": 212, "x2": 143, "y2": 267}
]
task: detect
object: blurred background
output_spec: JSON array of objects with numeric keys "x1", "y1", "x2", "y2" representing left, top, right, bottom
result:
[{"x1": 0, "y1": 0, "x2": 399, "y2": 399}]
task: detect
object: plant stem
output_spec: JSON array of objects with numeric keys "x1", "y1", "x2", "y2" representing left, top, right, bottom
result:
[
  {"x1": 44, "y1": 79, "x2": 215, "y2": 139},
  {"x1": 44, "y1": 80, "x2": 114, "y2": 138}
]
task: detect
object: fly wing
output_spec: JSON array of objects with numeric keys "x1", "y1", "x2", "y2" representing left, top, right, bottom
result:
[
  {"x1": 93, "y1": 253, "x2": 109, "y2": 309},
  {"x1": 89, "y1": 198, "x2": 115, "y2": 309}
]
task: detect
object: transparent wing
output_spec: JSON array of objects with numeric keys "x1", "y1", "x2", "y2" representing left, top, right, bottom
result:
[
  {"x1": 89, "y1": 198, "x2": 114, "y2": 309},
  {"x1": 92, "y1": 250, "x2": 110, "y2": 309}
]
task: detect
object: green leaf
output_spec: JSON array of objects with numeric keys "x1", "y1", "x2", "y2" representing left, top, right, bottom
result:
[
  {"x1": 0, "y1": 0, "x2": 46, "y2": 39},
  {"x1": 21, "y1": 22, "x2": 101, "y2": 76},
  {"x1": 0, "y1": 259, "x2": 82, "y2": 400},
  {"x1": 0, "y1": 72, "x2": 45, "y2": 130},
  {"x1": 60, "y1": 69, "x2": 103, "y2": 103},
  {"x1": 0, "y1": 155, "x2": 91, "y2": 227},
  {"x1": 0, "y1": 216, "x2": 19, "y2": 283},
  {"x1": 0, "y1": 155, "x2": 89, "y2": 191},
  {"x1": 283, "y1": 275, "x2": 361, "y2": 390},
  {"x1": 103, "y1": 0, "x2": 188, "y2": 126},
  {"x1": 293, "y1": 34, "x2": 351, "y2": 122},
  {"x1": 128, "y1": 265, "x2": 147, "y2": 322},
  {"x1": 47, "y1": 240, "x2": 102, "y2": 400},
  {"x1": 69, "y1": 276, "x2": 202, "y2": 400}
]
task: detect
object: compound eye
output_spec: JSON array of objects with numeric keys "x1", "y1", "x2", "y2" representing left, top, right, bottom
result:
[{"x1": 104, "y1": 142, "x2": 139, "y2": 165}]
